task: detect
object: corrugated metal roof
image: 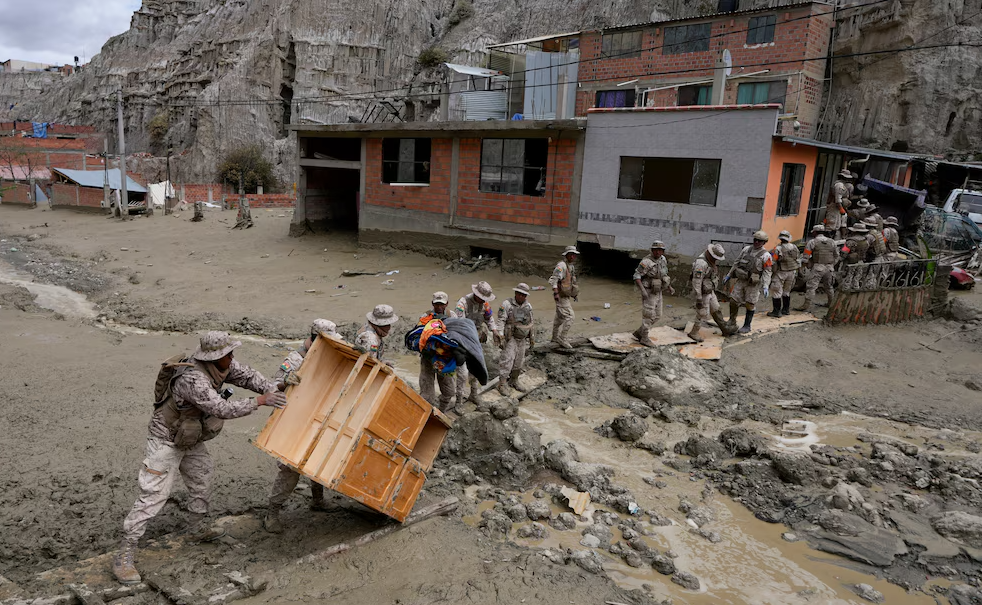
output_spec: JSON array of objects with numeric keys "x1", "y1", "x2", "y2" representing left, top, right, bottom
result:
[
  {"x1": 52, "y1": 167, "x2": 147, "y2": 193},
  {"x1": 486, "y1": 31, "x2": 582, "y2": 49},
  {"x1": 779, "y1": 136, "x2": 918, "y2": 161},
  {"x1": 602, "y1": 1, "x2": 824, "y2": 33},
  {"x1": 445, "y1": 63, "x2": 507, "y2": 78}
]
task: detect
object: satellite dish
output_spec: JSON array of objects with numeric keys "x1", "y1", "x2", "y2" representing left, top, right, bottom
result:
[{"x1": 722, "y1": 49, "x2": 732, "y2": 77}]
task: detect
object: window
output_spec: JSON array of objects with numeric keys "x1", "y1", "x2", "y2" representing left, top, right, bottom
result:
[
  {"x1": 664, "y1": 23, "x2": 711, "y2": 55},
  {"x1": 480, "y1": 139, "x2": 548, "y2": 196},
  {"x1": 381, "y1": 138, "x2": 431, "y2": 184},
  {"x1": 601, "y1": 30, "x2": 643, "y2": 59},
  {"x1": 954, "y1": 192, "x2": 982, "y2": 215},
  {"x1": 595, "y1": 89, "x2": 636, "y2": 108},
  {"x1": 617, "y1": 157, "x2": 721, "y2": 206},
  {"x1": 776, "y1": 163, "x2": 806, "y2": 216},
  {"x1": 677, "y1": 84, "x2": 713, "y2": 106},
  {"x1": 736, "y1": 80, "x2": 788, "y2": 108},
  {"x1": 746, "y1": 15, "x2": 776, "y2": 45}
]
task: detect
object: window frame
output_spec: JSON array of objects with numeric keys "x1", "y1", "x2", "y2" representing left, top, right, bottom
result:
[
  {"x1": 601, "y1": 30, "x2": 643, "y2": 59},
  {"x1": 736, "y1": 80, "x2": 788, "y2": 108},
  {"x1": 381, "y1": 138, "x2": 431, "y2": 185},
  {"x1": 746, "y1": 15, "x2": 777, "y2": 45},
  {"x1": 479, "y1": 138, "x2": 549, "y2": 197},
  {"x1": 677, "y1": 84, "x2": 713, "y2": 106},
  {"x1": 595, "y1": 89, "x2": 637, "y2": 108},
  {"x1": 616, "y1": 156, "x2": 721, "y2": 207},
  {"x1": 663, "y1": 23, "x2": 712, "y2": 55},
  {"x1": 776, "y1": 162, "x2": 806, "y2": 217}
]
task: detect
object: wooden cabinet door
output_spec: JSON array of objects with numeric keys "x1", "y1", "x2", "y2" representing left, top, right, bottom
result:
[
  {"x1": 364, "y1": 383, "x2": 430, "y2": 457},
  {"x1": 385, "y1": 457, "x2": 426, "y2": 522},
  {"x1": 333, "y1": 432, "x2": 407, "y2": 512}
]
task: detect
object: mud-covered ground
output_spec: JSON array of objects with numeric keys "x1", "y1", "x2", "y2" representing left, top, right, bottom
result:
[{"x1": 2, "y1": 206, "x2": 982, "y2": 605}]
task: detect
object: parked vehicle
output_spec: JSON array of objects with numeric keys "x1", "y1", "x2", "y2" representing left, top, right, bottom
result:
[{"x1": 942, "y1": 188, "x2": 982, "y2": 230}]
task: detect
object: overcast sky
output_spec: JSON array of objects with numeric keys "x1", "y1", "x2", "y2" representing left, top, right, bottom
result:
[{"x1": 0, "y1": 0, "x2": 141, "y2": 66}]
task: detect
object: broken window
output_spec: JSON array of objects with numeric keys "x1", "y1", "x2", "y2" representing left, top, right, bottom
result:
[
  {"x1": 777, "y1": 163, "x2": 806, "y2": 216},
  {"x1": 617, "y1": 157, "x2": 720, "y2": 206},
  {"x1": 382, "y1": 138, "x2": 431, "y2": 184},
  {"x1": 480, "y1": 138, "x2": 548, "y2": 196},
  {"x1": 664, "y1": 23, "x2": 711, "y2": 55},
  {"x1": 601, "y1": 30, "x2": 643, "y2": 59},
  {"x1": 677, "y1": 84, "x2": 713, "y2": 106},
  {"x1": 736, "y1": 80, "x2": 788, "y2": 108},
  {"x1": 746, "y1": 15, "x2": 776, "y2": 45},
  {"x1": 595, "y1": 89, "x2": 636, "y2": 108}
]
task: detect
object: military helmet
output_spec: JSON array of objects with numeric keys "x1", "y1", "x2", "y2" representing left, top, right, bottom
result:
[
  {"x1": 650, "y1": 240, "x2": 666, "y2": 250},
  {"x1": 778, "y1": 230, "x2": 792, "y2": 242},
  {"x1": 753, "y1": 230, "x2": 769, "y2": 242}
]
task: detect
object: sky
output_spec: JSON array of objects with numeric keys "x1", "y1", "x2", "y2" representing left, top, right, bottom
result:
[{"x1": 0, "y1": 0, "x2": 141, "y2": 67}]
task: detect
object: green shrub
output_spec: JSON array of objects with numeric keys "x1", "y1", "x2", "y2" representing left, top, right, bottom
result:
[
  {"x1": 217, "y1": 145, "x2": 277, "y2": 192},
  {"x1": 418, "y1": 46, "x2": 449, "y2": 69},
  {"x1": 448, "y1": 0, "x2": 474, "y2": 26}
]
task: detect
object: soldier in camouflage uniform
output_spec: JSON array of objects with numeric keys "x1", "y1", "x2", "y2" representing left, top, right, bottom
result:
[
  {"x1": 883, "y1": 216, "x2": 901, "y2": 260},
  {"x1": 263, "y1": 320, "x2": 338, "y2": 534},
  {"x1": 355, "y1": 305, "x2": 399, "y2": 362},
  {"x1": 688, "y1": 243, "x2": 733, "y2": 343},
  {"x1": 825, "y1": 170, "x2": 853, "y2": 238},
  {"x1": 496, "y1": 283, "x2": 535, "y2": 397},
  {"x1": 799, "y1": 224, "x2": 839, "y2": 312},
  {"x1": 632, "y1": 241, "x2": 675, "y2": 347},
  {"x1": 549, "y1": 246, "x2": 579, "y2": 349},
  {"x1": 418, "y1": 292, "x2": 455, "y2": 412},
  {"x1": 725, "y1": 230, "x2": 773, "y2": 334},
  {"x1": 768, "y1": 230, "x2": 800, "y2": 317},
  {"x1": 841, "y1": 223, "x2": 870, "y2": 290},
  {"x1": 453, "y1": 282, "x2": 499, "y2": 405},
  {"x1": 847, "y1": 198, "x2": 871, "y2": 228},
  {"x1": 864, "y1": 217, "x2": 887, "y2": 263},
  {"x1": 113, "y1": 332, "x2": 286, "y2": 586}
]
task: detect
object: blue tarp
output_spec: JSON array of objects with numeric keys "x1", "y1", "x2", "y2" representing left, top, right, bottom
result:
[{"x1": 32, "y1": 122, "x2": 48, "y2": 139}]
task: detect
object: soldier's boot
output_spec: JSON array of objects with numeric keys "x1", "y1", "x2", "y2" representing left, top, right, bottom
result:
[
  {"x1": 782, "y1": 296, "x2": 792, "y2": 316},
  {"x1": 738, "y1": 310, "x2": 755, "y2": 334},
  {"x1": 112, "y1": 540, "x2": 141, "y2": 585},
  {"x1": 263, "y1": 507, "x2": 284, "y2": 534},
  {"x1": 310, "y1": 483, "x2": 329, "y2": 512},
  {"x1": 186, "y1": 513, "x2": 226, "y2": 542},
  {"x1": 631, "y1": 327, "x2": 645, "y2": 342},
  {"x1": 797, "y1": 299, "x2": 812, "y2": 312},
  {"x1": 687, "y1": 324, "x2": 704, "y2": 343},
  {"x1": 467, "y1": 380, "x2": 483, "y2": 405},
  {"x1": 509, "y1": 370, "x2": 528, "y2": 393},
  {"x1": 711, "y1": 310, "x2": 738, "y2": 337},
  {"x1": 497, "y1": 379, "x2": 512, "y2": 397},
  {"x1": 766, "y1": 298, "x2": 782, "y2": 318},
  {"x1": 728, "y1": 302, "x2": 740, "y2": 325}
]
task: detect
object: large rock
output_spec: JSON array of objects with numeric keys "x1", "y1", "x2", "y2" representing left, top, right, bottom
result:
[
  {"x1": 615, "y1": 348, "x2": 716, "y2": 406},
  {"x1": 809, "y1": 511, "x2": 908, "y2": 567},
  {"x1": 718, "y1": 426, "x2": 769, "y2": 457},
  {"x1": 949, "y1": 298, "x2": 982, "y2": 323},
  {"x1": 932, "y1": 511, "x2": 982, "y2": 548},
  {"x1": 442, "y1": 412, "x2": 542, "y2": 489},
  {"x1": 543, "y1": 439, "x2": 615, "y2": 492},
  {"x1": 770, "y1": 453, "x2": 829, "y2": 486},
  {"x1": 610, "y1": 413, "x2": 648, "y2": 442},
  {"x1": 675, "y1": 435, "x2": 728, "y2": 460}
]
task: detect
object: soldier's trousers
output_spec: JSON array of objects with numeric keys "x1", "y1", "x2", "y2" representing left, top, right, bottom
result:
[
  {"x1": 122, "y1": 436, "x2": 213, "y2": 543},
  {"x1": 805, "y1": 264, "x2": 835, "y2": 303},
  {"x1": 456, "y1": 364, "x2": 480, "y2": 401},
  {"x1": 729, "y1": 278, "x2": 761, "y2": 308},
  {"x1": 499, "y1": 337, "x2": 529, "y2": 378},
  {"x1": 639, "y1": 291, "x2": 663, "y2": 332},
  {"x1": 552, "y1": 297, "x2": 574, "y2": 342},
  {"x1": 771, "y1": 270, "x2": 796, "y2": 299},
  {"x1": 419, "y1": 357, "x2": 455, "y2": 411},
  {"x1": 694, "y1": 292, "x2": 721, "y2": 324},
  {"x1": 269, "y1": 462, "x2": 324, "y2": 509}
]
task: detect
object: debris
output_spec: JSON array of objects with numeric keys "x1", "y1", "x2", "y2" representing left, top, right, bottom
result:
[
  {"x1": 260, "y1": 254, "x2": 270, "y2": 258},
  {"x1": 604, "y1": 303, "x2": 611, "y2": 309},
  {"x1": 580, "y1": 534, "x2": 601, "y2": 548},
  {"x1": 304, "y1": 289, "x2": 317, "y2": 294},
  {"x1": 386, "y1": 270, "x2": 400, "y2": 275},
  {"x1": 560, "y1": 486, "x2": 591, "y2": 515},
  {"x1": 627, "y1": 502, "x2": 641, "y2": 516},
  {"x1": 381, "y1": 279, "x2": 395, "y2": 286},
  {"x1": 671, "y1": 571, "x2": 700, "y2": 591},
  {"x1": 119, "y1": 247, "x2": 128, "y2": 251},
  {"x1": 531, "y1": 286, "x2": 546, "y2": 291},
  {"x1": 851, "y1": 584, "x2": 885, "y2": 603},
  {"x1": 590, "y1": 316, "x2": 602, "y2": 321},
  {"x1": 341, "y1": 269, "x2": 381, "y2": 277}
]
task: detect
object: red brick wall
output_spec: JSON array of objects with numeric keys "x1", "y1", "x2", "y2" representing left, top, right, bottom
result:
[
  {"x1": 227, "y1": 193, "x2": 296, "y2": 209},
  {"x1": 77, "y1": 186, "x2": 104, "y2": 208},
  {"x1": 363, "y1": 138, "x2": 453, "y2": 214},
  {"x1": 51, "y1": 183, "x2": 78, "y2": 206},
  {"x1": 0, "y1": 137, "x2": 88, "y2": 151},
  {"x1": 0, "y1": 182, "x2": 33, "y2": 205},
  {"x1": 455, "y1": 137, "x2": 575, "y2": 228}
]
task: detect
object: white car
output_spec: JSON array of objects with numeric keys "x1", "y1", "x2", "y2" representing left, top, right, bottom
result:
[{"x1": 943, "y1": 188, "x2": 982, "y2": 229}]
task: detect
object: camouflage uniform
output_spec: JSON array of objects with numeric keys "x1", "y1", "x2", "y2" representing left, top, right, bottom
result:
[
  {"x1": 801, "y1": 230, "x2": 839, "y2": 310},
  {"x1": 770, "y1": 241, "x2": 800, "y2": 299},
  {"x1": 727, "y1": 246, "x2": 773, "y2": 308},
  {"x1": 633, "y1": 253, "x2": 671, "y2": 335},
  {"x1": 548, "y1": 258, "x2": 577, "y2": 345},
  {"x1": 417, "y1": 310, "x2": 455, "y2": 411},
  {"x1": 824, "y1": 180, "x2": 850, "y2": 237},
  {"x1": 883, "y1": 225, "x2": 901, "y2": 260},
  {"x1": 453, "y1": 290, "x2": 498, "y2": 403},
  {"x1": 497, "y1": 295, "x2": 534, "y2": 385},
  {"x1": 355, "y1": 325, "x2": 385, "y2": 361},
  {"x1": 691, "y1": 254, "x2": 721, "y2": 323}
]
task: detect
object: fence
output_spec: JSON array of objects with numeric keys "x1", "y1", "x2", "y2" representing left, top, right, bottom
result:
[{"x1": 824, "y1": 260, "x2": 948, "y2": 325}]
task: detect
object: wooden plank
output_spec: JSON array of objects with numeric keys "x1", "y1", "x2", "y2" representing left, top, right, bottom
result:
[
  {"x1": 589, "y1": 327, "x2": 694, "y2": 353},
  {"x1": 313, "y1": 371, "x2": 393, "y2": 478},
  {"x1": 297, "y1": 352, "x2": 369, "y2": 468},
  {"x1": 678, "y1": 337, "x2": 723, "y2": 361}
]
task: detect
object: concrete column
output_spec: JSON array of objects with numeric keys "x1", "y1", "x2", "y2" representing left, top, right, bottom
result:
[
  {"x1": 448, "y1": 137, "x2": 460, "y2": 227},
  {"x1": 358, "y1": 138, "x2": 367, "y2": 230}
]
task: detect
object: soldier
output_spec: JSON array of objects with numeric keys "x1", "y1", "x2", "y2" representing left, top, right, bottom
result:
[
  {"x1": 883, "y1": 216, "x2": 901, "y2": 260},
  {"x1": 549, "y1": 246, "x2": 580, "y2": 349},
  {"x1": 825, "y1": 169, "x2": 853, "y2": 239},
  {"x1": 847, "y1": 198, "x2": 871, "y2": 227},
  {"x1": 496, "y1": 283, "x2": 535, "y2": 397},
  {"x1": 264, "y1": 319, "x2": 338, "y2": 534},
  {"x1": 418, "y1": 292, "x2": 455, "y2": 411},
  {"x1": 688, "y1": 243, "x2": 734, "y2": 342},
  {"x1": 842, "y1": 223, "x2": 870, "y2": 265},
  {"x1": 864, "y1": 217, "x2": 887, "y2": 263},
  {"x1": 113, "y1": 332, "x2": 286, "y2": 585},
  {"x1": 725, "y1": 231, "x2": 773, "y2": 334},
  {"x1": 768, "y1": 230, "x2": 799, "y2": 317},
  {"x1": 866, "y1": 205, "x2": 885, "y2": 232},
  {"x1": 355, "y1": 304, "x2": 399, "y2": 362},
  {"x1": 799, "y1": 224, "x2": 839, "y2": 312},
  {"x1": 632, "y1": 240, "x2": 676, "y2": 347},
  {"x1": 453, "y1": 282, "x2": 499, "y2": 405}
]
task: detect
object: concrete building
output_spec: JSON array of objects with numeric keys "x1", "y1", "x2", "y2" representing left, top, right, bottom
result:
[{"x1": 1, "y1": 60, "x2": 53, "y2": 73}]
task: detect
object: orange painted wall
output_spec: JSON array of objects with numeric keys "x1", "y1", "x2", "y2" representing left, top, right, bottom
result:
[{"x1": 760, "y1": 140, "x2": 818, "y2": 242}]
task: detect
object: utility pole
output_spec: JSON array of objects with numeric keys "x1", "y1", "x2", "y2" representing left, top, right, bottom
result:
[
  {"x1": 103, "y1": 138, "x2": 110, "y2": 210},
  {"x1": 165, "y1": 134, "x2": 172, "y2": 214},
  {"x1": 116, "y1": 89, "x2": 129, "y2": 220}
]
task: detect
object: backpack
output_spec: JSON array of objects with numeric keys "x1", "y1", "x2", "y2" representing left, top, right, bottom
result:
[{"x1": 154, "y1": 354, "x2": 195, "y2": 407}]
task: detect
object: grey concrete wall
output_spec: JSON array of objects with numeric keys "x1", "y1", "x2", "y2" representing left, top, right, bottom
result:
[{"x1": 578, "y1": 108, "x2": 778, "y2": 260}]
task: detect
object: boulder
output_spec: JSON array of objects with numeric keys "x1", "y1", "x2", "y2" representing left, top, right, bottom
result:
[
  {"x1": 543, "y1": 439, "x2": 615, "y2": 492},
  {"x1": 718, "y1": 426, "x2": 769, "y2": 457},
  {"x1": 851, "y1": 584, "x2": 884, "y2": 603},
  {"x1": 479, "y1": 509, "x2": 512, "y2": 538},
  {"x1": 570, "y1": 550, "x2": 605, "y2": 574},
  {"x1": 615, "y1": 348, "x2": 716, "y2": 406},
  {"x1": 610, "y1": 413, "x2": 648, "y2": 442},
  {"x1": 671, "y1": 571, "x2": 701, "y2": 591},
  {"x1": 770, "y1": 453, "x2": 829, "y2": 486},
  {"x1": 441, "y1": 412, "x2": 542, "y2": 489},
  {"x1": 949, "y1": 298, "x2": 982, "y2": 322},
  {"x1": 516, "y1": 522, "x2": 548, "y2": 540},
  {"x1": 525, "y1": 501, "x2": 551, "y2": 521},
  {"x1": 675, "y1": 435, "x2": 729, "y2": 459},
  {"x1": 932, "y1": 511, "x2": 982, "y2": 548},
  {"x1": 651, "y1": 554, "x2": 676, "y2": 575}
]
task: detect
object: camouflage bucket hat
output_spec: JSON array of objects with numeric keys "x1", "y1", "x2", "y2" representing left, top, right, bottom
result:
[
  {"x1": 367, "y1": 304, "x2": 399, "y2": 326},
  {"x1": 514, "y1": 282, "x2": 530, "y2": 295},
  {"x1": 432, "y1": 291, "x2": 449, "y2": 305},
  {"x1": 471, "y1": 281, "x2": 495, "y2": 302},
  {"x1": 708, "y1": 243, "x2": 726, "y2": 260},
  {"x1": 193, "y1": 331, "x2": 242, "y2": 362},
  {"x1": 310, "y1": 318, "x2": 337, "y2": 338}
]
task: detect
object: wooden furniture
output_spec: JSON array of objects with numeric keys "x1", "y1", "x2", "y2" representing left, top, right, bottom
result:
[{"x1": 254, "y1": 336, "x2": 452, "y2": 522}]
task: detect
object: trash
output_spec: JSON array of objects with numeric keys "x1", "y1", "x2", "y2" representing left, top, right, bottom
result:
[
  {"x1": 590, "y1": 316, "x2": 602, "y2": 321},
  {"x1": 851, "y1": 370, "x2": 859, "y2": 375},
  {"x1": 604, "y1": 303, "x2": 611, "y2": 309},
  {"x1": 628, "y1": 502, "x2": 642, "y2": 515},
  {"x1": 382, "y1": 279, "x2": 395, "y2": 286},
  {"x1": 335, "y1": 285, "x2": 346, "y2": 289},
  {"x1": 342, "y1": 269, "x2": 381, "y2": 277},
  {"x1": 203, "y1": 260, "x2": 211, "y2": 264},
  {"x1": 261, "y1": 254, "x2": 270, "y2": 258},
  {"x1": 9, "y1": 248, "x2": 17, "y2": 252},
  {"x1": 305, "y1": 289, "x2": 317, "y2": 294},
  {"x1": 666, "y1": 305, "x2": 673, "y2": 308},
  {"x1": 531, "y1": 286, "x2": 546, "y2": 291},
  {"x1": 560, "y1": 486, "x2": 591, "y2": 515},
  {"x1": 386, "y1": 270, "x2": 400, "y2": 275},
  {"x1": 119, "y1": 247, "x2": 129, "y2": 251}
]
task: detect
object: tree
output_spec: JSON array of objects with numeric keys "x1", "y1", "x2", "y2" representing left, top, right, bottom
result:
[
  {"x1": 216, "y1": 145, "x2": 277, "y2": 193},
  {"x1": 147, "y1": 111, "x2": 169, "y2": 146}
]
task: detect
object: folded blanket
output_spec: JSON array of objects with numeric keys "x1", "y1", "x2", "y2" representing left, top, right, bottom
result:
[
  {"x1": 444, "y1": 317, "x2": 488, "y2": 385},
  {"x1": 404, "y1": 317, "x2": 488, "y2": 385}
]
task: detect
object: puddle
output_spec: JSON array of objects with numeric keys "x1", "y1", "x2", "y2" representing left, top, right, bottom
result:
[
  {"x1": 461, "y1": 399, "x2": 943, "y2": 604},
  {"x1": 0, "y1": 262, "x2": 97, "y2": 318}
]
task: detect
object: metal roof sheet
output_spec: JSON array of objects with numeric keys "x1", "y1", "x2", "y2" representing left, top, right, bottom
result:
[
  {"x1": 445, "y1": 63, "x2": 507, "y2": 78},
  {"x1": 602, "y1": 1, "x2": 824, "y2": 32},
  {"x1": 486, "y1": 31, "x2": 582, "y2": 49},
  {"x1": 779, "y1": 136, "x2": 918, "y2": 161},
  {"x1": 52, "y1": 167, "x2": 147, "y2": 193}
]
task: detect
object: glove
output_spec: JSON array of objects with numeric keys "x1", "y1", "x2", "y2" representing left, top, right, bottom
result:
[
  {"x1": 276, "y1": 381, "x2": 288, "y2": 391},
  {"x1": 285, "y1": 373, "x2": 302, "y2": 386},
  {"x1": 257, "y1": 392, "x2": 288, "y2": 409},
  {"x1": 553, "y1": 291, "x2": 560, "y2": 303},
  {"x1": 762, "y1": 286, "x2": 769, "y2": 297},
  {"x1": 723, "y1": 275, "x2": 731, "y2": 284}
]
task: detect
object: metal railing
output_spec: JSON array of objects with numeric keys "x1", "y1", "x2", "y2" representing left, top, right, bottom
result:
[{"x1": 837, "y1": 259, "x2": 935, "y2": 292}]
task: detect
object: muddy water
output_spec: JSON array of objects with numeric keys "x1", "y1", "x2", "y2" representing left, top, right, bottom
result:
[
  {"x1": 0, "y1": 261, "x2": 96, "y2": 318},
  {"x1": 502, "y1": 400, "x2": 938, "y2": 604}
]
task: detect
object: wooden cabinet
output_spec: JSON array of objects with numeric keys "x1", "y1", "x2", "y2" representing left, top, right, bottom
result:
[{"x1": 253, "y1": 336, "x2": 452, "y2": 521}]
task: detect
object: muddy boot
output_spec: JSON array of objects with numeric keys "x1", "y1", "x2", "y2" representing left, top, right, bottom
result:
[
  {"x1": 497, "y1": 379, "x2": 512, "y2": 397},
  {"x1": 710, "y1": 310, "x2": 736, "y2": 337},
  {"x1": 728, "y1": 302, "x2": 740, "y2": 325},
  {"x1": 631, "y1": 327, "x2": 645, "y2": 343},
  {"x1": 263, "y1": 507, "x2": 284, "y2": 534},
  {"x1": 186, "y1": 513, "x2": 226, "y2": 542},
  {"x1": 310, "y1": 483, "x2": 328, "y2": 512},
  {"x1": 766, "y1": 298, "x2": 782, "y2": 318},
  {"x1": 509, "y1": 370, "x2": 528, "y2": 393},
  {"x1": 797, "y1": 299, "x2": 812, "y2": 312},
  {"x1": 112, "y1": 540, "x2": 141, "y2": 585},
  {"x1": 687, "y1": 324, "x2": 704, "y2": 343},
  {"x1": 467, "y1": 387, "x2": 483, "y2": 406},
  {"x1": 738, "y1": 310, "x2": 755, "y2": 334},
  {"x1": 782, "y1": 296, "x2": 792, "y2": 316}
]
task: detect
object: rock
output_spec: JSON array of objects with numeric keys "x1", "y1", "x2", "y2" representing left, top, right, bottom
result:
[
  {"x1": 505, "y1": 503, "x2": 528, "y2": 522},
  {"x1": 579, "y1": 534, "x2": 601, "y2": 548},
  {"x1": 615, "y1": 348, "x2": 717, "y2": 406},
  {"x1": 671, "y1": 571, "x2": 700, "y2": 591},
  {"x1": 623, "y1": 551, "x2": 645, "y2": 568},
  {"x1": 686, "y1": 506, "x2": 716, "y2": 528},
  {"x1": 128, "y1": 273, "x2": 141, "y2": 284},
  {"x1": 770, "y1": 453, "x2": 829, "y2": 486},
  {"x1": 635, "y1": 434, "x2": 667, "y2": 454},
  {"x1": 543, "y1": 440, "x2": 615, "y2": 492},
  {"x1": 965, "y1": 377, "x2": 982, "y2": 392},
  {"x1": 846, "y1": 467, "x2": 873, "y2": 487},
  {"x1": 649, "y1": 513, "x2": 673, "y2": 526},
  {"x1": 651, "y1": 554, "x2": 676, "y2": 575},
  {"x1": 627, "y1": 401, "x2": 654, "y2": 418},
  {"x1": 693, "y1": 528, "x2": 722, "y2": 543},
  {"x1": 445, "y1": 464, "x2": 478, "y2": 485},
  {"x1": 489, "y1": 400, "x2": 518, "y2": 420},
  {"x1": 782, "y1": 532, "x2": 799, "y2": 542},
  {"x1": 582, "y1": 523, "x2": 613, "y2": 548},
  {"x1": 949, "y1": 584, "x2": 982, "y2": 605},
  {"x1": 828, "y1": 482, "x2": 865, "y2": 511},
  {"x1": 549, "y1": 512, "x2": 577, "y2": 531},
  {"x1": 570, "y1": 550, "x2": 605, "y2": 574},
  {"x1": 718, "y1": 426, "x2": 769, "y2": 457},
  {"x1": 810, "y1": 511, "x2": 908, "y2": 567},
  {"x1": 675, "y1": 435, "x2": 729, "y2": 459},
  {"x1": 851, "y1": 584, "x2": 884, "y2": 603},
  {"x1": 610, "y1": 413, "x2": 648, "y2": 442},
  {"x1": 441, "y1": 412, "x2": 542, "y2": 490},
  {"x1": 516, "y1": 522, "x2": 548, "y2": 539},
  {"x1": 525, "y1": 501, "x2": 551, "y2": 521},
  {"x1": 932, "y1": 511, "x2": 982, "y2": 548},
  {"x1": 479, "y1": 510, "x2": 512, "y2": 538}
]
